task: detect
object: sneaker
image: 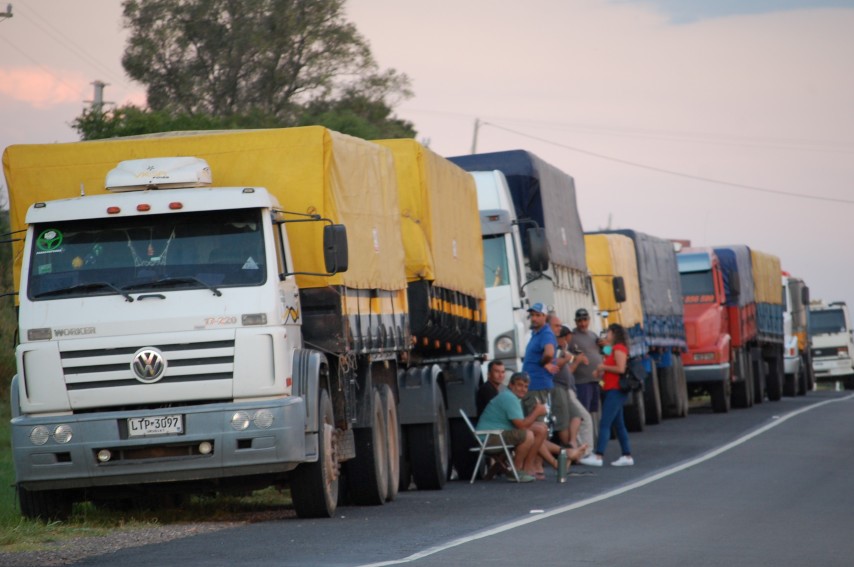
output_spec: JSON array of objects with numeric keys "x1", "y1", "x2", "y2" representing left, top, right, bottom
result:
[
  {"x1": 611, "y1": 455, "x2": 635, "y2": 467},
  {"x1": 508, "y1": 472, "x2": 536, "y2": 483},
  {"x1": 579, "y1": 455, "x2": 603, "y2": 467}
]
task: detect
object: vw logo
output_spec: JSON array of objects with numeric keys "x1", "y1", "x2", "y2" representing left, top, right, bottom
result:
[{"x1": 132, "y1": 348, "x2": 167, "y2": 383}]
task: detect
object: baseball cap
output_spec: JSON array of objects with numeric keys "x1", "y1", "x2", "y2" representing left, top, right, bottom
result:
[
  {"x1": 575, "y1": 308, "x2": 590, "y2": 320},
  {"x1": 527, "y1": 302, "x2": 546, "y2": 315}
]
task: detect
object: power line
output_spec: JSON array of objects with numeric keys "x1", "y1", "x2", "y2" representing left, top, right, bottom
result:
[
  {"x1": 0, "y1": 34, "x2": 82, "y2": 95},
  {"x1": 481, "y1": 121, "x2": 854, "y2": 205}
]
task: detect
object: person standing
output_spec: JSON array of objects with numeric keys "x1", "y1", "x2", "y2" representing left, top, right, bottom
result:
[
  {"x1": 571, "y1": 308, "x2": 603, "y2": 445},
  {"x1": 550, "y1": 319, "x2": 593, "y2": 456},
  {"x1": 521, "y1": 302, "x2": 558, "y2": 420},
  {"x1": 580, "y1": 323, "x2": 634, "y2": 467}
]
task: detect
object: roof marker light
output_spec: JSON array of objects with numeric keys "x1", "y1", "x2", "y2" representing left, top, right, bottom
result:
[
  {"x1": 137, "y1": 204, "x2": 151, "y2": 212},
  {"x1": 107, "y1": 206, "x2": 121, "y2": 215},
  {"x1": 169, "y1": 202, "x2": 183, "y2": 210}
]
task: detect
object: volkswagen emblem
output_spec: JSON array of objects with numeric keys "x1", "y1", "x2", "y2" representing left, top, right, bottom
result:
[{"x1": 132, "y1": 348, "x2": 167, "y2": 383}]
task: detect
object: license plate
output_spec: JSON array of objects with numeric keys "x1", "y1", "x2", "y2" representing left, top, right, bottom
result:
[{"x1": 127, "y1": 415, "x2": 183, "y2": 437}]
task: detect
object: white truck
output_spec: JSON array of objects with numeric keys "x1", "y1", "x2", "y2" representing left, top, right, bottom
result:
[
  {"x1": 3, "y1": 128, "x2": 487, "y2": 521},
  {"x1": 450, "y1": 151, "x2": 601, "y2": 369},
  {"x1": 809, "y1": 300, "x2": 854, "y2": 389},
  {"x1": 782, "y1": 273, "x2": 812, "y2": 396}
]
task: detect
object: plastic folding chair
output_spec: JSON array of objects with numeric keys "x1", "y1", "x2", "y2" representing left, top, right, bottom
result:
[{"x1": 459, "y1": 409, "x2": 520, "y2": 483}]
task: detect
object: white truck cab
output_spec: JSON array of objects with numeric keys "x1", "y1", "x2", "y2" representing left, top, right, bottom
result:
[{"x1": 809, "y1": 300, "x2": 854, "y2": 388}]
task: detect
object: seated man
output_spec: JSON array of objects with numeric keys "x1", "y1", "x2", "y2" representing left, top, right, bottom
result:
[
  {"x1": 477, "y1": 360, "x2": 506, "y2": 417},
  {"x1": 477, "y1": 372, "x2": 548, "y2": 482}
]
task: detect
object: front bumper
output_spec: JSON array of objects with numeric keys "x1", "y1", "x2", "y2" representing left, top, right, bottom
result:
[
  {"x1": 683, "y1": 362, "x2": 730, "y2": 385},
  {"x1": 813, "y1": 357, "x2": 854, "y2": 381},
  {"x1": 12, "y1": 397, "x2": 308, "y2": 491}
]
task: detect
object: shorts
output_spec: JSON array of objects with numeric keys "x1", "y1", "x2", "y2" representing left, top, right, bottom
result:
[
  {"x1": 522, "y1": 389, "x2": 551, "y2": 422},
  {"x1": 485, "y1": 428, "x2": 527, "y2": 447},
  {"x1": 576, "y1": 382, "x2": 601, "y2": 413},
  {"x1": 566, "y1": 388, "x2": 590, "y2": 422},
  {"x1": 550, "y1": 386, "x2": 571, "y2": 431}
]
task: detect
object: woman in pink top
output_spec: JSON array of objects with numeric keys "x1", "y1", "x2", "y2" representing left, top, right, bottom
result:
[{"x1": 579, "y1": 323, "x2": 634, "y2": 467}]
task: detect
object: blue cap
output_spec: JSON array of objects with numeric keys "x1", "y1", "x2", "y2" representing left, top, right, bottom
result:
[{"x1": 527, "y1": 302, "x2": 546, "y2": 315}]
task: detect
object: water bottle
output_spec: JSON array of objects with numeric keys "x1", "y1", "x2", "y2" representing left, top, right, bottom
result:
[{"x1": 557, "y1": 449, "x2": 567, "y2": 483}]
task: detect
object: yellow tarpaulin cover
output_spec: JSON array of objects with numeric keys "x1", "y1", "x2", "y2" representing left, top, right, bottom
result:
[
  {"x1": 375, "y1": 139, "x2": 485, "y2": 299},
  {"x1": 585, "y1": 234, "x2": 643, "y2": 329},
  {"x1": 2, "y1": 127, "x2": 407, "y2": 292},
  {"x1": 750, "y1": 249, "x2": 782, "y2": 305}
]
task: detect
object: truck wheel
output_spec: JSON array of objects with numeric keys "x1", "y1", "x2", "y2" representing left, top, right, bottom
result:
[
  {"x1": 731, "y1": 348, "x2": 750, "y2": 408},
  {"x1": 659, "y1": 363, "x2": 680, "y2": 418},
  {"x1": 380, "y1": 385, "x2": 400, "y2": 502},
  {"x1": 346, "y1": 389, "x2": 389, "y2": 505},
  {"x1": 751, "y1": 348, "x2": 765, "y2": 405},
  {"x1": 291, "y1": 389, "x2": 340, "y2": 518},
  {"x1": 624, "y1": 389, "x2": 646, "y2": 432},
  {"x1": 407, "y1": 383, "x2": 450, "y2": 490},
  {"x1": 18, "y1": 486, "x2": 74, "y2": 522},
  {"x1": 783, "y1": 370, "x2": 797, "y2": 397},
  {"x1": 644, "y1": 360, "x2": 662, "y2": 425},
  {"x1": 710, "y1": 380, "x2": 731, "y2": 413},
  {"x1": 675, "y1": 357, "x2": 689, "y2": 417},
  {"x1": 766, "y1": 351, "x2": 783, "y2": 402},
  {"x1": 796, "y1": 365, "x2": 808, "y2": 396}
]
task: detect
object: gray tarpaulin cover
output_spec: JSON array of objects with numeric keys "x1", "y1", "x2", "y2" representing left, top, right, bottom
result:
[{"x1": 448, "y1": 150, "x2": 587, "y2": 271}]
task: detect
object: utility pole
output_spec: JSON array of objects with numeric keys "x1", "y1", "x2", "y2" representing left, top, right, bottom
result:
[
  {"x1": 84, "y1": 80, "x2": 113, "y2": 113},
  {"x1": 0, "y1": 4, "x2": 12, "y2": 22},
  {"x1": 470, "y1": 118, "x2": 481, "y2": 154}
]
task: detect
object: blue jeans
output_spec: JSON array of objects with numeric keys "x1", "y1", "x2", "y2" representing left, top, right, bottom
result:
[{"x1": 595, "y1": 389, "x2": 631, "y2": 456}]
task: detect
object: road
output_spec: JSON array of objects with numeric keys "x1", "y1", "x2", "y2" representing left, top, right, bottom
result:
[{"x1": 75, "y1": 390, "x2": 854, "y2": 567}]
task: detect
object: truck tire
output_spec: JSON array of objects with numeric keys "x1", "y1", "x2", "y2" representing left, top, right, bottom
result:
[
  {"x1": 624, "y1": 389, "x2": 646, "y2": 432},
  {"x1": 766, "y1": 350, "x2": 783, "y2": 402},
  {"x1": 659, "y1": 363, "x2": 680, "y2": 419},
  {"x1": 407, "y1": 383, "x2": 450, "y2": 490},
  {"x1": 345, "y1": 389, "x2": 389, "y2": 505},
  {"x1": 751, "y1": 348, "x2": 765, "y2": 405},
  {"x1": 731, "y1": 348, "x2": 752, "y2": 409},
  {"x1": 796, "y1": 364, "x2": 808, "y2": 396},
  {"x1": 291, "y1": 389, "x2": 340, "y2": 518},
  {"x1": 644, "y1": 360, "x2": 662, "y2": 425},
  {"x1": 380, "y1": 385, "x2": 400, "y2": 502},
  {"x1": 710, "y1": 379, "x2": 731, "y2": 413},
  {"x1": 19, "y1": 487, "x2": 74, "y2": 522},
  {"x1": 675, "y1": 357, "x2": 689, "y2": 418},
  {"x1": 783, "y1": 373, "x2": 797, "y2": 397}
]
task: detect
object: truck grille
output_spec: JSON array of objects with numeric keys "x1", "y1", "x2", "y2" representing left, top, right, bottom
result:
[{"x1": 62, "y1": 340, "x2": 235, "y2": 390}]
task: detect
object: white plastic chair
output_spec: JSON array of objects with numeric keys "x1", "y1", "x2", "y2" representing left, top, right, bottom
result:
[{"x1": 459, "y1": 409, "x2": 520, "y2": 483}]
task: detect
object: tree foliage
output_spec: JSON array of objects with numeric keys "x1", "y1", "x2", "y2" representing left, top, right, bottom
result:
[{"x1": 72, "y1": 0, "x2": 415, "y2": 140}]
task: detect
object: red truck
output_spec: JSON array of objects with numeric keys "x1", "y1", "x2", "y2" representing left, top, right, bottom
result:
[{"x1": 677, "y1": 245, "x2": 784, "y2": 411}]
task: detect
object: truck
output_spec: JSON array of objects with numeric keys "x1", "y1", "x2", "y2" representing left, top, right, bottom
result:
[
  {"x1": 782, "y1": 272, "x2": 813, "y2": 396},
  {"x1": 3, "y1": 127, "x2": 487, "y2": 521},
  {"x1": 586, "y1": 231, "x2": 688, "y2": 430},
  {"x1": 448, "y1": 150, "x2": 599, "y2": 368},
  {"x1": 679, "y1": 245, "x2": 784, "y2": 409},
  {"x1": 809, "y1": 300, "x2": 854, "y2": 389}
]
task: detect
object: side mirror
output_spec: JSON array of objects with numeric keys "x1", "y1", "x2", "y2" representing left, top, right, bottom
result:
[
  {"x1": 323, "y1": 224, "x2": 348, "y2": 274},
  {"x1": 527, "y1": 227, "x2": 550, "y2": 273},
  {"x1": 612, "y1": 276, "x2": 627, "y2": 303},
  {"x1": 801, "y1": 286, "x2": 810, "y2": 305}
]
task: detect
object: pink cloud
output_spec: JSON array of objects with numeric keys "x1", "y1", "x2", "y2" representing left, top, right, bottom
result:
[{"x1": 0, "y1": 67, "x2": 88, "y2": 109}]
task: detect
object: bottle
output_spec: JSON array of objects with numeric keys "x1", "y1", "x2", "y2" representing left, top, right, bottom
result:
[{"x1": 557, "y1": 449, "x2": 567, "y2": 483}]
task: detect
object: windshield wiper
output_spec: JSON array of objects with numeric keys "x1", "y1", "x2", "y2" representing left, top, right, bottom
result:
[
  {"x1": 123, "y1": 276, "x2": 222, "y2": 297},
  {"x1": 34, "y1": 281, "x2": 134, "y2": 302}
]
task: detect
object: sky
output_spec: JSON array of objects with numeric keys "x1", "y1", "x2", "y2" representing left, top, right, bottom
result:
[{"x1": 1, "y1": 0, "x2": 853, "y2": 310}]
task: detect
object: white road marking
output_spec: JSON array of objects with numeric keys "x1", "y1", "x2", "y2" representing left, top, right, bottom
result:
[{"x1": 359, "y1": 394, "x2": 854, "y2": 566}]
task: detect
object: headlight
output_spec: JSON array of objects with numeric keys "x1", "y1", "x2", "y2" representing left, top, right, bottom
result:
[
  {"x1": 253, "y1": 410, "x2": 274, "y2": 429},
  {"x1": 231, "y1": 411, "x2": 251, "y2": 431},
  {"x1": 496, "y1": 336, "x2": 514, "y2": 354},
  {"x1": 29, "y1": 426, "x2": 50, "y2": 446},
  {"x1": 53, "y1": 424, "x2": 73, "y2": 444}
]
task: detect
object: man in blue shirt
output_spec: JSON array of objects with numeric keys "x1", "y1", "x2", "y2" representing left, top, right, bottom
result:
[
  {"x1": 477, "y1": 372, "x2": 548, "y2": 482},
  {"x1": 521, "y1": 302, "x2": 558, "y2": 416}
]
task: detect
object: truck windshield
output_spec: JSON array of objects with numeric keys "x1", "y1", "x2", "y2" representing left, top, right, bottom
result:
[
  {"x1": 483, "y1": 235, "x2": 510, "y2": 288},
  {"x1": 809, "y1": 309, "x2": 847, "y2": 335},
  {"x1": 27, "y1": 209, "x2": 266, "y2": 301},
  {"x1": 679, "y1": 270, "x2": 715, "y2": 302}
]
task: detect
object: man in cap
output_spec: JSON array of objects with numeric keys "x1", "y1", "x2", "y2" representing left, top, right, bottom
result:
[
  {"x1": 571, "y1": 307, "x2": 604, "y2": 448},
  {"x1": 521, "y1": 302, "x2": 558, "y2": 425}
]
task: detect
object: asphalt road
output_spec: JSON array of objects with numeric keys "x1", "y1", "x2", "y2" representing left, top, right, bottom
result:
[{"x1": 75, "y1": 389, "x2": 854, "y2": 567}]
